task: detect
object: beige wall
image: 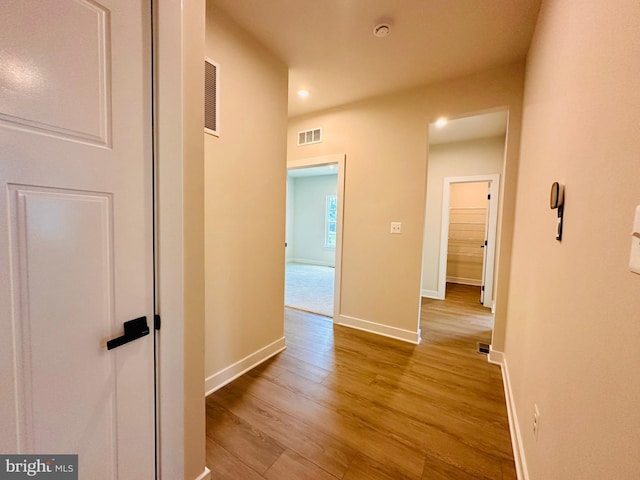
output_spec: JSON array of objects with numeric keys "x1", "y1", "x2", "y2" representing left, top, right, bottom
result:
[
  {"x1": 182, "y1": 2, "x2": 206, "y2": 478},
  {"x1": 204, "y1": 5, "x2": 288, "y2": 382},
  {"x1": 289, "y1": 66, "x2": 523, "y2": 346},
  {"x1": 422, "y1": 136, "x2": 505, "y2": 294},
  {"x1": 505, "y1": 0, "x2": 640, "y2": 478},
  {"x1": 289, "y1": 174, "x2": 338, "y2": 266}
]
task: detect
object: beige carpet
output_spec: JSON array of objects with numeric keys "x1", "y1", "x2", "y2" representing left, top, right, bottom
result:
[{"x1": 284, "y1": 263, "x2": 334, "y2": 317}]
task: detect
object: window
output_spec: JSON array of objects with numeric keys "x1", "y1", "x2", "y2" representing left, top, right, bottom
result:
[{"x1": 325, "y1": 195, "x2": 337, "y2": 247}]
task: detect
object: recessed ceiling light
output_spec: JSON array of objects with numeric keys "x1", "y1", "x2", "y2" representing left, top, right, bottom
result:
[
  {"x1": 297, "y1": 89, "x2": 310, "y2": 98},
  {"x1": 435, "y1": 118, "x2": 448, "y2": 128}
]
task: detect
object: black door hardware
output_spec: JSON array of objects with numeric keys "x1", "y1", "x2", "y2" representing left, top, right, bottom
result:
[{"x1": 107, "y1": 316, "x2": 149, "y2": 350}]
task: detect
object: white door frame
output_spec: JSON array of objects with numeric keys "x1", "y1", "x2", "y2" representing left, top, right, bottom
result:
[
  {"x1": 287, "y1": 154, "x2": 346, "y2": 320},
  {"x1": 437, "y1": 174, "x2": 500, "y2": 307},
  {"x1": 155, "y1": 1, "x2": 209, "y2": 479}
]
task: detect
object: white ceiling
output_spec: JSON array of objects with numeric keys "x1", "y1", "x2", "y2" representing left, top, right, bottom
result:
[
  {"x1": 429, "y1": 110, "x2": 508, "y2": 145},
  {"x1": 211, "y1": 0, "x2": 541, "y2": 118}
]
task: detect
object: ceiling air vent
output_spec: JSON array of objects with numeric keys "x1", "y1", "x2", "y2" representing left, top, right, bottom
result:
[
  {"x1": 297, "y1": 127, "x2": 322, "y2": 146},
  {"x1": 204, "y1": 57, "x2": 219, "y2": 136}
]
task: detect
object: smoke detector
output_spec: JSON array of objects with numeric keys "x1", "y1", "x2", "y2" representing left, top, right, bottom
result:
[{"x1": 373, "y1": 23, "x2": 391, "y2": 38}]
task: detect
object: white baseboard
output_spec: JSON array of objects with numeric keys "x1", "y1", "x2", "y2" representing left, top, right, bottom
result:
[
  {"x1": 487, "y1": 347, "x2": 504, "y2": 365},
  {"x1": 205, "y1": 337, "x2": 286, "y2": 396},
  {"x1": 289, "y1": 258, "x2": 335, "y2": 267},
  {"x1": 421, "y1": 289, "x2": 441, "y2": 299},
  {"x1": 336, "y1": 314, "x2": 421, "y2": 344},
  {"x1": 489, "y1": 349, "x2": 529, "y2": 480},
  {"x1": 446, "y1": 276, "x2": 482, "y2": 286},
  {"x1": 194, "y1": 467, "x2": 211, "y2": 480}
]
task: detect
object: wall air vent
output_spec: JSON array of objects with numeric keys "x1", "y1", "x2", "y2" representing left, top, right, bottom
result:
[
  {"x1": 297, "y1": 127, "x2": 322, "y2": 146},
  {"x1": 204, "y1": 57, "x2": 219, "y2": 136}
]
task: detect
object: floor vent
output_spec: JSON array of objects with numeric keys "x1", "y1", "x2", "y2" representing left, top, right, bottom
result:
[
  {"x1": 477, "y1": 342, "x2": 490, "y2": 355},
  {"x1": 297, "y1": 127, "x2": 322, "y2": 146}
]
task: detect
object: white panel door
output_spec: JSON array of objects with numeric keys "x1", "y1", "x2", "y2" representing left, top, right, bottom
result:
[
  {"x1": 480, "y1": 184, "x2": 490, "y2": 305},
  {"x1": 0, "y1": 1, "x2": 155, "y2": 479}
]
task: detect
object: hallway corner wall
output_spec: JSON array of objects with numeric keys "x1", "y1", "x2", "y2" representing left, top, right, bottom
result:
[
  {"x1": 505, "y1": 0, "x2": 640, "y2": 477},
  {"x1": 204, "y1": 4, "x2": 288, "y2": 393}
]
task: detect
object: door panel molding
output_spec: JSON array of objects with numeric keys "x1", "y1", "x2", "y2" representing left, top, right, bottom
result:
[
  {"x1": 7, "y1": 185, "x2": 117, "y2": 474},
  {"x1": 0, "y1": 0, "x2": 111, "y2": 146}
]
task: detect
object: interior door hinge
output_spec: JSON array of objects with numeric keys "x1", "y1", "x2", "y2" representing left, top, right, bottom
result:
[
  {"x1": 154, "y1": 314, "x2": 161, "y2": 331},
  {"x1": 481, "y1": 286, "x2": 485, "y2": 292}
]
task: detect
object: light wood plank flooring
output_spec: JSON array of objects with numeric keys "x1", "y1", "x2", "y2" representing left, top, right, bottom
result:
[{"x1": 206, "y1": 283, "x2": 516, "y2": 479}]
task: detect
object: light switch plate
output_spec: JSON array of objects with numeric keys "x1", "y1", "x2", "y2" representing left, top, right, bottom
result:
[
  {"x1": 630, "y1": 206, "x2": 640, "y2": 275},
  {"x1": 390, "y1": 222, "x2": 402, "y2": 234}
]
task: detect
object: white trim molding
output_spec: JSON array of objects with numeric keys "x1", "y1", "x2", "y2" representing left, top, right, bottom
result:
[
  {"x1": 287, "y1": 153, "x2": 346, "y2": 323},
  {"x1": 287, "y1": 154, "x2": 342, "y2": 170},
  {"x1": 194, "y1": 467, "x2": 211, "y2": 480},
  {"x1": 488, "y1": 350, "x2": 529, "y2": 480},
  {"x1": 205, "y1": 337, "x2": 286, "y2": 396},
  {"x1": 155, "y1": 0, "x2": 206, "y2": 478},
  {"x1": 487, "y1": 347, "x2": 504, "y2": 366},
  {"x1": 336, "y1": 314, "x2": 421, "y2": 344},
  {"x1": 446, "y1": 276, "x2": 483, "y2": 287},
  {"x1": 289, "y1": 258, "x2": 335, "y2": 267},
  {"x1": 420, "y1": 289, "x2": 443, "y2": 299}
]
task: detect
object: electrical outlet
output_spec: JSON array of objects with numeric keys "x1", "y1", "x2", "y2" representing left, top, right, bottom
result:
[
  {"x1": 533, "y1": 404, "x2": 540, "y2": 439},
  {"x1": 390, "y1": 222, "x2": 402, "y2": 234}
]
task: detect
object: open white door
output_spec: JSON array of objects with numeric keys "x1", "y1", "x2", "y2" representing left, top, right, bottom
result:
[
  {"x1": 480, "y1": 183, "x2": 490, "y2": 305},
  {"x1": 481, "y1": 178, "x2": 499, "y2": 308},
  {"x1": 0, "y1": 1, "x2": 155, "y2": 478}
]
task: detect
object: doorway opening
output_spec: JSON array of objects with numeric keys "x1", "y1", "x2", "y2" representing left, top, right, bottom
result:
[
  {"x1": 420, "y1": 110, "x2": 507, "y2": 315},
  {"x1": 440, "y1": 175, "x2": 499, "y2": 307},
  {"x1": 285, "y1": 154, "x2": 345, "y2": 319},
  {"x1": 286, "y1": 167, "x2": 337, "y2": 316}
]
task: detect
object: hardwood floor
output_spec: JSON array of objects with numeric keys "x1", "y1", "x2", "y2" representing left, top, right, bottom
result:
[{"x1": 206, "y1": 283, "x2": 516, "y2": 479}]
